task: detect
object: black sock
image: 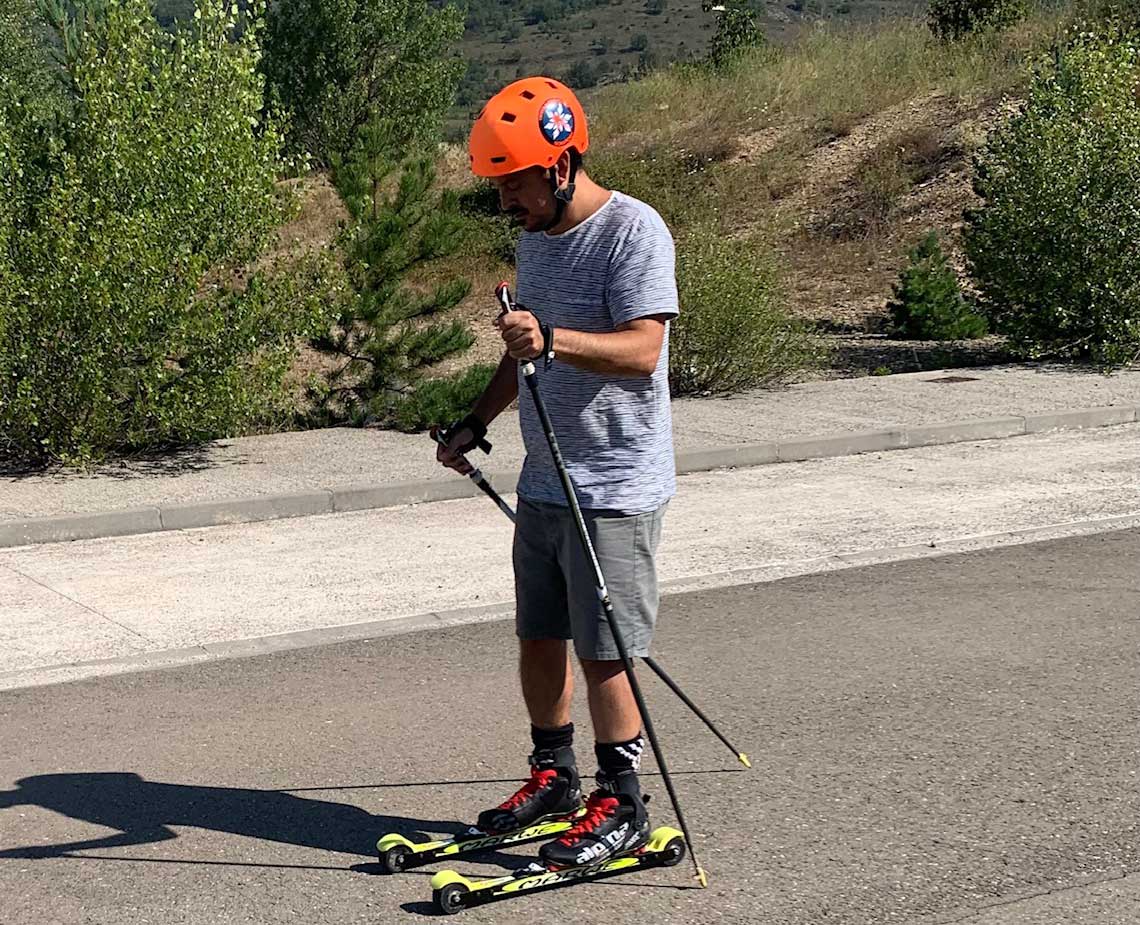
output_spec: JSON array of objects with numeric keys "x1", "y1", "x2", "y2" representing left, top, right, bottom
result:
[
  {"x1": 595, "y1": 734, "x2": 645, "y2": 794},
  {"x1": 531, "y1": 722, "x2": 574, "y2": 752}
]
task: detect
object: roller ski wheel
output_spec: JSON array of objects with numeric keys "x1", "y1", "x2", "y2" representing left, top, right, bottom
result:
[
  {"x1": 433, "y1": 880, "x2": 470, "y2": 916},
  {"x1": 659, "y1": 832, "x2": 686, "y2": 867},
  {"x1": 427, "y1": 826, "x2": 687, "y2": 913},
  {"x1": 377, "y1": 841, "x2": 412, "y2": 874}
]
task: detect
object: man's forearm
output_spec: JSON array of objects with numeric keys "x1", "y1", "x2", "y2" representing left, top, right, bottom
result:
[
  {"x1": 472, "y1": 351, "x2": 520, "y2": 425},
  {"x1": 551, "y1": 325, "x2": 662, "y2": 378}
]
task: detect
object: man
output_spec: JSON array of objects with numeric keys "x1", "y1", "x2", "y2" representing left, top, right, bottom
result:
[{"x1": 433, "y1": 76, "x2": 678, "y2": 869}]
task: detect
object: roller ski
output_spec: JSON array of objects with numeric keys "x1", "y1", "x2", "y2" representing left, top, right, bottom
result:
[
  {"x1": 430, "y1": 771, "x2": 673, "y2": 914},
  {"x1": 375, "y1": 747, "x2": 583, "y2": 873},
  {"x1": 430, "y1": 825, "x2": 686, "y2": 914}
]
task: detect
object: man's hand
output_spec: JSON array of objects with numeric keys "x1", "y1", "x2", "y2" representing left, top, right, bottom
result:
[
  {"x1": 496, "y1": 309, "x2": 544, "y2": 361},
  {"x1": 430, "y1": 415, "x2": 490, "y2": 476},
  {"x1": 430, "y1": 423, "x2": 475, "y2": 476}
]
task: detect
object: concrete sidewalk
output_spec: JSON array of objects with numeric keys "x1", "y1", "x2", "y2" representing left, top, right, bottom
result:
[
  {"x1": 2, "y1": 364, "x2": 1139, "y2": 547},
  {"x1": 3, "y1": 422, "x2": 1138, "y2": 691}
]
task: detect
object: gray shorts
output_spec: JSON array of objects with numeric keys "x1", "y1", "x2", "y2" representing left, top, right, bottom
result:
[{"x1": 513, "y1": 496, "x2": 667, "y2": 661}]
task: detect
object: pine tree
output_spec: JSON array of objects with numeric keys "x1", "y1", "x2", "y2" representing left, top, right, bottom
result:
[
  {"x1": 887, "y1": 232, "x2": 987, "y2": 340},
  {"x1": 307, "y1": 119, "x2": 490, "y2": 429}
]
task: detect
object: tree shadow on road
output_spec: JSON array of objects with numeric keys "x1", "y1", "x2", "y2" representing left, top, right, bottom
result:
[
  {"x1": 0, "y1": 444, "x2": 241, "y2": 480},
  {"x1": 0, "y1": 771, "x2": 525, "y2": 872}
]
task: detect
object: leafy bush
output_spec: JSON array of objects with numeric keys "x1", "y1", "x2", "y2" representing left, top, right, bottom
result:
[
  {"x1": 928, "y1": 0, "x2": 1028, "y2": 42},
  {"x1": 261, "y1": 0, "x2": 464, "y2": 166},
  {"x1": 965, "y1": 24, "x2": 1140, "y2": 366},
  {"x1": 1, "y1": 0, "x2": 67, "y2": 127},
  {"x1": 703, "y1": 0, "x2": 766, "y2": 70},
  {"x1": 887, "y1": 233, "x2": 987, "y2": 340},
  {"x1": 670, "y1": 227, "x2": 823, "y2": 395},
  {"x1": 566, "y1": 59, "x2": 601, "y2": 89},
  {"x1": 457, "y1": 181, "x2": 519, "y2": 266},
  {"x1": 0, "y1": 0, "x2": 332, "y2": 465}
]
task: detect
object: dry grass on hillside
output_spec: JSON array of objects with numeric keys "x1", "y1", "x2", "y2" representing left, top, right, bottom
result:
[{"x1": 278, "y1": 11, "x2": 1079, "y2": 382}]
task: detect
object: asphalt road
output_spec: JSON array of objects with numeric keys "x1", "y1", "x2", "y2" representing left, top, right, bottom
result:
[{"x1": 1, "y1": 530, "x2": 1138, "y2": 924}]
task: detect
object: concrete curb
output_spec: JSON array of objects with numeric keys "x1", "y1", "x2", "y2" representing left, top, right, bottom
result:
[
  {"x1": 1, "y1": 404, "x2": 1136, "y2": 550},
  {"x1": 6, "y1": 509, "x2": 1140, "y2": 692}
]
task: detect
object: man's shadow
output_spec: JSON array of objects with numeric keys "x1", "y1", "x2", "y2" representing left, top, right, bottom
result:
[{"x1": 0, "y1": 772, "x2": 525, "y2": 872}]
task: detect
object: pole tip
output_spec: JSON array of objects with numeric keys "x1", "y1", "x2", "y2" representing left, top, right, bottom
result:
[
  {"x1": 696, "y1": 867, "x2": 709, "y2": 889},
  {"x1": 739, "y1": 753, "x2": 752, "y2": 769}
]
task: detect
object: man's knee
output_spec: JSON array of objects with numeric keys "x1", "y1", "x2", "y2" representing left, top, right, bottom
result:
[
  {"x1": 578, "y1": 657, "x2": 627, "y2": 687},
  {"x1": 520, "y1": 638, "x2": 569, "y2": 672}
]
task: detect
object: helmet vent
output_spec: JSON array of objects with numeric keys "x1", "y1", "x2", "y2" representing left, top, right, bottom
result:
[
  {"x1": 520, "y1": 89, "x2": 536, "y2": 100},
  {"x1": 490, "y1": 156, "x2": 507, "y2": 164},
  {"x1": 500, "y1": 112, "x2": 517, "y2": 123},
  {"x1": 545, "y1": 80, "x2": 557, "y2": 88}
]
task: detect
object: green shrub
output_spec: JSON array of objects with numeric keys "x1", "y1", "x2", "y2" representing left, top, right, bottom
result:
[
  {"x1": 1, "y1": 0, "x2": 67, "y2": 127},
  {"x1": 566, "y1": 58, "x2": 601, "y2": 88},
  {"x1": 457, "y1": 181, "x2": 519, "y2": 265},
  {"x1": 391, "y1": 363, "x2": 498, "y2": 431},
  {"x1": 703, "y1": 0, "x2": 766, "y2": 70},
  {"x1": 0, "y1": 0, "x2": 332, "y2": 466},
  {"x1": 670, "y1": 227, "x2": 823, "y2": 395},
  {"x1": 928, "y1": 0, "x2": 1028, "y2": 42},
  {"x1": 887, "y1": 233, "x2": 987, "y2": 340},
  {"x1": 261, "y1": 0, "x2": 463, "y2": 166},
  {"x1": 965, "y1": 24, "x2": 1140, "y2": 366}
]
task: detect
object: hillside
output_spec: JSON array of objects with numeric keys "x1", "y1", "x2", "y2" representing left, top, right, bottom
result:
[
  {"x1": 449, "y1": 0, "x2": 927, "y2": 135},
  {"x1": 149, "y1": 0, "x2": 926, "y2": 138},
  {"x1": 278, "y1": 6, "x2": 1093, "y2": 390}
]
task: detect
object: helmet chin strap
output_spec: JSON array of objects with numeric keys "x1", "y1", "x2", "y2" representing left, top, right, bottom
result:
[{"x1": 540, "y1": 156, "x2": 579, "y2": 232}]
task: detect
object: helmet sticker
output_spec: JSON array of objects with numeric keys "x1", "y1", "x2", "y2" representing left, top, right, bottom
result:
[{"x1": 540, "y1": 99, "x2": 575, "y2": 146}]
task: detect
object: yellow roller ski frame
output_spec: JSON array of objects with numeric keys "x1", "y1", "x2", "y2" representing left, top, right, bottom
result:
[
  {"x1": 429, "y1": 826, "x2": 687, "y2": 914},
  {"x1": 375, "y1": 810, "x2": 585, "y2": 874}
]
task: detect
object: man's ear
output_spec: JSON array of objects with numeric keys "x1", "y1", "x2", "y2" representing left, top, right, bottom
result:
[{"x1": 554, "y1": 150, "x2": 575, "y2": 187}]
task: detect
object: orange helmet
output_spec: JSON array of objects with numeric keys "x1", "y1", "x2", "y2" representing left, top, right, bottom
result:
[{"x1": 468, "y1": 76, "x2": 590, "y2": 178}]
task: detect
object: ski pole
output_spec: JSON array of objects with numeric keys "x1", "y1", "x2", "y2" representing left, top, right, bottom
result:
[
  {"x1": 496, "y1": 281, "x2": 708, "y2": 888},
  {"x1": 641, "y1": 657, "x2": 751, "y2": 769},
  {"x1": 432, "y1": 406, "x2": 751, "y2": 769},
  {"x1": 430, "y1": 430, "x2": 517, "y2": 524}
]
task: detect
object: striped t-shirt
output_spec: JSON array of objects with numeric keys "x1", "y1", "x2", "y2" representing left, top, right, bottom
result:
[{"x1": 514, "y1": 190, "x2": 679, "y2": 514}]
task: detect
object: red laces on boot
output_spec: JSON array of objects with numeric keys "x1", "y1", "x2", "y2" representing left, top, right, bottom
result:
[
  {"x1": 556, "y1": 793, "x2": 618, "y2": 845},
  {"x1": 499, "y1": 768, "x2": 558, "y2": 811}
]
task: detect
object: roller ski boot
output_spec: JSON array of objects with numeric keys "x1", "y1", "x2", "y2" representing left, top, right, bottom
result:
[
  {"x1": 375, "y1": 747, "x2": 583, "y2": 874},
  {"x1": 539, "y1": 769, "x2": 650, "y2": 869},
  {"x1": 477, "y1": 745, "x2": 582, "y2": 834}
]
